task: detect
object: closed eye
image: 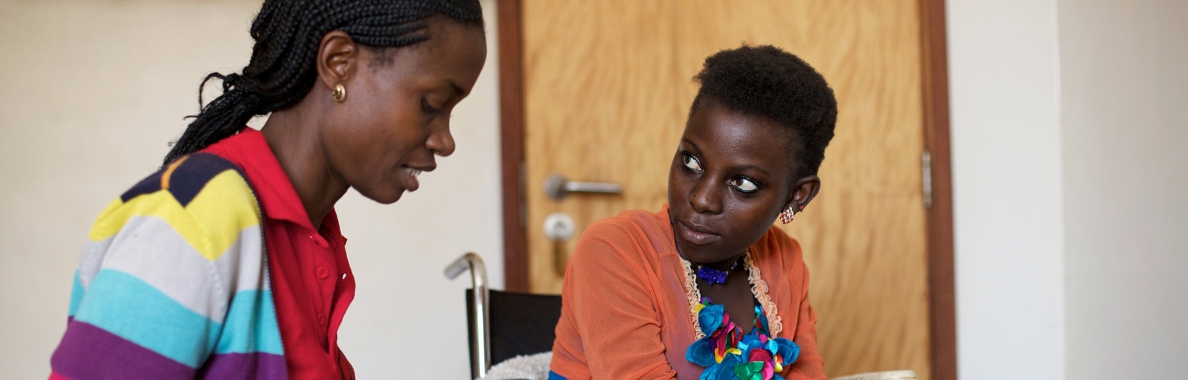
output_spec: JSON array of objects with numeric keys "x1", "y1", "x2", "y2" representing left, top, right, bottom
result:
[{"x1": 421, "y1": 98, "x2": 443, "y2": 115}]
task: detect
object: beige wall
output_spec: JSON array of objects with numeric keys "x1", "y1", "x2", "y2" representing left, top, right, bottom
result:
[
  {"x1": 1059, "y1": 0, "x2": 1188, "y2": 378},
  {"x1": 0, "y1": 1, "x2": 503, "y2": 379}
]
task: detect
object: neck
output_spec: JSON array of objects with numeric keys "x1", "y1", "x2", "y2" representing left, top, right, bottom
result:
[
  {"x1": 701, "y1": 252, "x2": 746, "y2": 271},
  {"x1": 260, "y1": 105, "x2": 349, "y2": 230}
]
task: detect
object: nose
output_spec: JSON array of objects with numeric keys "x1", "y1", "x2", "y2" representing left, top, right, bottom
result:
[
  {"x1": 687, "y1": 177, "x2": 722, "y2": 215},
  {"x1": 426, "y1": 121, "x2": 456, "y2": 157}
]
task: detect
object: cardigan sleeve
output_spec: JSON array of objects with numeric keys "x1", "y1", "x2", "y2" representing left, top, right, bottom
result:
[
  {"x1": 50, "y1": 154, "x2": 276, "y2": 379},
  {"x1": 551, "y1": 220, "x2": 677, "y2": 380}
]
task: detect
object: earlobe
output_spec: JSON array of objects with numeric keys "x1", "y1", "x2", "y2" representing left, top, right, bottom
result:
[{"x1": 784, "y1": 175, "x2": 822, "y2": 213}]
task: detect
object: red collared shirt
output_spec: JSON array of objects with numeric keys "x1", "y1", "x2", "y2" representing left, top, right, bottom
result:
[{"x1": 203, "y1": 128, "x2": 356, "y2": 380}]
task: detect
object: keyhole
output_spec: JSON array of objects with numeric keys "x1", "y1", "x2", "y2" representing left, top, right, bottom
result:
[
  {"x1": 543, "y1": 212, "x2": 575, "y2": 242},
  {"x1": 544, "y1": 212, "x2": 576, "y2": 275}
]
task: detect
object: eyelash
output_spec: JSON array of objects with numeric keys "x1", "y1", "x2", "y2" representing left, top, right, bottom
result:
[
  {"x1": 421, "y1": 98, "x2": 443, "y2": 115},
  {"x1": 680, "y1": 151, "x2": 764, "y2": 194},
  {"x1": 729, "y1": 177, "x2": 761, "y2": 194}
]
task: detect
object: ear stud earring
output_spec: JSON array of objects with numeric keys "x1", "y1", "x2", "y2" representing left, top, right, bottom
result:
[
  {"x1": 780, "y1": 207, "x2": 796, "y2": 224},
  {"x1": 332, "y1": 84, "x2": 347, "y2": 102}
]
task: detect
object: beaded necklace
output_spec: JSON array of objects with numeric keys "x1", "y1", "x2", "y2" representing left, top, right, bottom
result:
[
  {"x1": 671, "y1": 219, "x2": 800, "y2": 379},
  {"x1": 694, "y1": 257, "x2": 743, "y2": 285},
  {"x1": 682, "y1": 263, "x2": 801, "y2": 380}
]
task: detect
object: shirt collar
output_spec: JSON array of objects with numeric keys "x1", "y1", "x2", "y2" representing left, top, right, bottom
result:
[{"x1": 201, "y1": 127, "x2": 318, "y2": 229}]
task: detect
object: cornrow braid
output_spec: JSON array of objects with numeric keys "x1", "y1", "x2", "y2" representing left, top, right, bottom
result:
[{"x1": 163, "y1": 0, "x2": 484, "y2": 165}]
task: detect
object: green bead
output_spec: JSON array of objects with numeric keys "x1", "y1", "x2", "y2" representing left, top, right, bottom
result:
[{"x1": 733, "y1": 361, "x2": 766, "y2": 380}]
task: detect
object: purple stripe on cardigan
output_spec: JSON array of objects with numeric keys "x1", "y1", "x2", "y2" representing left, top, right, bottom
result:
[
  {"x1": 51, "y1": 321, "x2": 195, "y2": 379},
  {"x1": 197, "y1": 352, "x2": 287, "y2": 380}
]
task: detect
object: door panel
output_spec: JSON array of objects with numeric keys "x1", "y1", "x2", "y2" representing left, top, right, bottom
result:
[{"x1": 521, "y1": 1, "x2": 930, "y2": 378}]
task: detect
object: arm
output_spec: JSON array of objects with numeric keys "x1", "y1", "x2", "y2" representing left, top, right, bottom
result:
[
  {"x1": 783, "y1": 260, "x2": 827, "y2": 380},
  {"x1": 50, "y1": 163, "x2": 262, "y2": 379},
  {"x1": 562, "y1": 222, "x2": 677, "y2": 380}
]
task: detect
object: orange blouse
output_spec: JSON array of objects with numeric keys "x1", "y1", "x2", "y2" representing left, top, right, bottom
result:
[{"x1": 550, "y1": 205, "x2": 826, "y2": 380}]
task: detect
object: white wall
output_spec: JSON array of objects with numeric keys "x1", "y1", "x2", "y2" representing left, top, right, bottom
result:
[
  {"x1": 947, "y1": 1, "x2": 1068, "y2": 379},
  {"x1": 949, "y1": 0, "x2": 1188, "y2": 378},
  {"x1": 1058, "y1": 0, "x2": 1188, "y2": 378},
  {"x1": 0, "y1": 1, "x2": 503, "y2": 379}
]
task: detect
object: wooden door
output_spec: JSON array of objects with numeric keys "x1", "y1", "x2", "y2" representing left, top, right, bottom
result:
[{"x1": 513, "y1": 1, "x2": 939, "y2": 378}]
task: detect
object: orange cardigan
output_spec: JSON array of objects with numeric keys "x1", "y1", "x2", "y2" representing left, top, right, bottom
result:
[{"x1": 550, "y1": 205, "x2": 827, "y2": 380}]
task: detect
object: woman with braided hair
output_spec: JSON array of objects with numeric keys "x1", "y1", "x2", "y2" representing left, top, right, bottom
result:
[{"x1": 49, "y1": 1, "x2": 486, "y2": 379}]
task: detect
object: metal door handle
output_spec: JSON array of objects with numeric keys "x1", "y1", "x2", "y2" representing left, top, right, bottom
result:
[{"x1": 545, "y1": 174, "x2": 622, "y2": 200}]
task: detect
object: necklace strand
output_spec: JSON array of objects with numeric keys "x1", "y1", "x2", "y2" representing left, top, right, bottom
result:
[
  {"x1": 694, "y1": 257, "x2": 742, "y2": 285},
  {"x1": 671, "y1": 218, "x2": 782, "y2": 337},
  {"x1": 680, "y1": 252, "x2": 784, "y2": 338}
]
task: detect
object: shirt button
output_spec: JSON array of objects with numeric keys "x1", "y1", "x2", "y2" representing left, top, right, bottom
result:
[
  {"x1": 309, "y1": 235, "x2": 329, "y2": 248},
  {"x1": 316, "y1": 267, "x2": 329, "y2": 279},
  {"x1": 317, "y1": 314, "x2": 326, "y2": 324}
]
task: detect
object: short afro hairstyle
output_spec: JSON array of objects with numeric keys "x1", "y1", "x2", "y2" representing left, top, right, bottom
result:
[{"x1": 691, "y1": 45, "x2": 838, "y2": 178}]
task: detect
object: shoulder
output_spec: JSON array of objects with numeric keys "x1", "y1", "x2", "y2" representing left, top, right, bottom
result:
[
  {"x1": 117, "y1": 153, "x2": 254, "y2": 210},
  {"x1": 570, "y1": 209, "x2": 669, "y2": 270},
  {"x1": 761, "y1": 226, "x2": 804, "y2": 258},
  {"x1": 70, "y1": 154, "x2": 269, "y2": 333},
  {"x1": 753, "y1": 226, "x2": 808, "y2": 278},
  {"x1": 584, "y1": 209, "x2": 656, "y2": 238},
  {"x1": 577, "y1": 208, "x2": 669, "y2": 253},
  {"x1": 89, "y1": 153, "x2": 261, "y2": 260}
]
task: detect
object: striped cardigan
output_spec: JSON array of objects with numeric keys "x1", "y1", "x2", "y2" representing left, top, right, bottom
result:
[{"x1": 50, "y1": 153, "x2": 287, "y2": 379}]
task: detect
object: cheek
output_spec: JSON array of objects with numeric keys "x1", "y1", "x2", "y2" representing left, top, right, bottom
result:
[
  {"x1": 725, "y1": 195, "x2": 778, "y2": 231},
  {"x1": 367, "y1": 104, "x2": 425, "y2": 150},
  {"x1": 667, "y1": 162, "x2": 689, "y2": 201}
]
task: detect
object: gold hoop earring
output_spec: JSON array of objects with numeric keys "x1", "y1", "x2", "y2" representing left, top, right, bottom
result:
[{"x1": 332, "y1": 84, "x2": 347, "y2": 103}]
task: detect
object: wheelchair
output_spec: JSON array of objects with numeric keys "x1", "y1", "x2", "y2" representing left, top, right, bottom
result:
[{"x1": 445, "y1": 253, "x2": 916, "y2": 380}]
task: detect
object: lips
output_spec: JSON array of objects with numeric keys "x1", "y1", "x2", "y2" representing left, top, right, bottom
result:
[
  {"x1": 400, "y1": 166, "x2": 426, "y2": 192},
  {"x1": 677, "y1": 220, "x2": 721, "y2": 246}
]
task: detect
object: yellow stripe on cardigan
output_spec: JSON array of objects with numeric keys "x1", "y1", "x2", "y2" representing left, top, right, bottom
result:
[
  {"x1": 88, "y1": 170, "x2": 260, "y2": 261},
  {"x1": 185, "y1": 170, "x2": 262, "y2": 258}
]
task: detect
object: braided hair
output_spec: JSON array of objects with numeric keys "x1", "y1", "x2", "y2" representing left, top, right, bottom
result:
[{"x1": 163, "y1": 0, "x2": 484, "y2": 165}]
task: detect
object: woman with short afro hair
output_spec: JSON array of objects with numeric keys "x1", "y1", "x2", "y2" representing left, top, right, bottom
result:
[
  {"x1": 550, "y1": 45, "x2": 837, "y2": 380},
  {"x1": 49, "y1": 1, "x2": 487, "y2": 379}
]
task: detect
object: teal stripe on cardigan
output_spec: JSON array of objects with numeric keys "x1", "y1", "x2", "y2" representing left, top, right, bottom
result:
[
  {"x1": 215, "y1": 290, "x2": 283, "y2": 356},
  {"x1": 68, "y1": 271, "x2": 84, "y2": 317},
  {"x1": 73, "y1": 269, "x2": 220, "y2": 368}
]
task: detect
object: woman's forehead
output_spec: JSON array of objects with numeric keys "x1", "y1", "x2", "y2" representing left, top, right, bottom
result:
[{"x1": 684, "y1": 102, "x2": 796, "y2": 170}]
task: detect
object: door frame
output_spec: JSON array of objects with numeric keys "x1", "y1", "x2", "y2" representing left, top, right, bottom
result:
[{"x1": 495, "y1": 1, "x2": 956, "y2": 378}]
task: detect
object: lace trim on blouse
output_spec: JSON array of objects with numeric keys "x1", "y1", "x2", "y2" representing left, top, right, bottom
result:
[{"x1": 680, "y1": 251, "x2": 783, "y2": 339}]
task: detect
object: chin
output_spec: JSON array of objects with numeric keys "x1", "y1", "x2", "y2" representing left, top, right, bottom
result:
[
  {"x1": 359, "y1": 187, "x2": 406, "y2": 204},
  {"x1": 680, "y1": 249, "x2": 716, "y2": 264},
  {"x1": 673, "y1": 242, "x2": 724, "y2": 264}
]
